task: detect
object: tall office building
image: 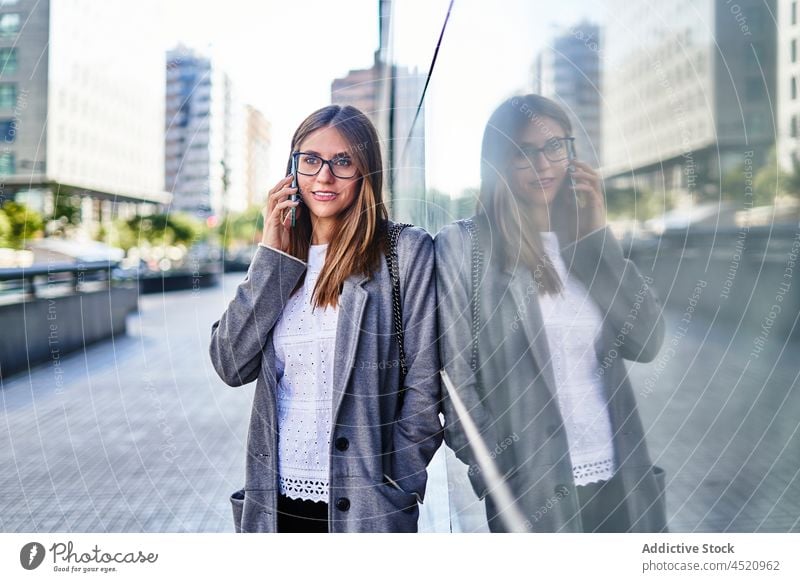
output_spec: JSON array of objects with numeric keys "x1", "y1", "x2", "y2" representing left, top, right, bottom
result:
[
  {"x1": 165, "y1": 45, "x2": 250, "y2": 218},
  {"x1": 779, "y1": 0, "x2": 800, "y2": 169},
  {"x1": 330, "y1": 41, "x2": 427, "y2": 224},
  {"x1": 243, "y1": 104, "x2": 271, "y2": 209},
  {"x1": 0, "y1": 0, "x2": 169, "y2": 231},
  {"x1": 336, "y1": 1, "x2": 427, "y2": 224},
  {"x1": 602, "y1": 0, "x2": 776, "y2": 202},
  {"x1": 384, "y1": 66, "x2": 426, "y2": 225},
  {"x1": 534, "y1": 22, "x2": 602, "y2": 168},
  {"x1": 331, "y1": 65, "x2": 380, "y2": 127}
]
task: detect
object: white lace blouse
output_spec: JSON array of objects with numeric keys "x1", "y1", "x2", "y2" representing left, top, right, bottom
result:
[
  {"x1": 537, "y1": 231, "x2": 616, "y2": 486},
  {"x1": 272, "y1": 243, "x2": 336, "y2": 502}
]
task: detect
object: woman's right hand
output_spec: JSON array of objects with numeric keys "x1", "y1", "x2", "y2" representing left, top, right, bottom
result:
[
  {"x1": 261, "y1": 175, "x2": 300, "y2": 253},
  {"x1": 570, "y1": 160, "x2": 606, "y2": 239}
]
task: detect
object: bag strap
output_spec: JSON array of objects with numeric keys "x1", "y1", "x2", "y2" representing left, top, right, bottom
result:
[
  {"x1": 385, "y1": 222, "x2": 413, "y2": 387},
  {"x1": 459, "y1": 218, "x2": 482, "y2": 374}
]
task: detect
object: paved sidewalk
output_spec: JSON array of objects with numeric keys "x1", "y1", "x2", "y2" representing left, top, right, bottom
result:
[
  {"x1": 628, "y1": 314, "x2": 800, "y2": 532},
  {"x1": 1, "y1": 277, "x2": 253, "y2": 532}
]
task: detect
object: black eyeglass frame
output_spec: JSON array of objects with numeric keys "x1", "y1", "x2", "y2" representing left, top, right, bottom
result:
[
  {"x1": 511, "y1": 136, "x2": 576, "y2": 168},
  {"x1": 291, "y1": 151, "x2": 359, "y2": 179}
]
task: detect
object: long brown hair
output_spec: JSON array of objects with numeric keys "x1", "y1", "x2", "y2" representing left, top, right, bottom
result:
[
  {"x1": 286, "y1": 105, "x2": 388, "y2": 309},
  {"x1": 477, "y1": 94, "x2": 579, "y2": 295}
]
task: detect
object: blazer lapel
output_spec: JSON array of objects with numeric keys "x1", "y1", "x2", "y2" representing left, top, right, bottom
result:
[
  {"x1": 505, "y1": 267, "x2": 559, "y2": 399},
  {"x1": 331, "y1": 273, "x2": 370, "y2": 423}
]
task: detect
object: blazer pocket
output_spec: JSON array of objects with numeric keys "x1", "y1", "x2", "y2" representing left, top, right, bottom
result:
[
  {"x1": 653, "y1": 465, "x2": 666, "y2": 496},
  {"x1": 375, "y1": 479, "x2": 420, "y2": 532},
  {"x1": 650, "y1": 465, "x2": 669, "y2": 533},
  {"x1": 381, "y1": 474, "x2": 422, "y2": 510},
  {"x1": 230, "y1": 488, "x2": 245, "y2": 533}
]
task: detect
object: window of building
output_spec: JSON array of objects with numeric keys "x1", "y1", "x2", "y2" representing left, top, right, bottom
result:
[
  {"x1": 793, "y1": 77, "x2": 797, "y2": 100},
  {"x1": 0, "y1": 82, "x2": 15, "y2": 107},
  {"x1": 793, "y1": 39, "x2": 798, "y2": 63},
  {"x1": 0, "y1": 47, "x2": 17, "y2": 74},
  {"x1": 792, "y1": 115, "x2": 798, "y2": 138},
  {"x1": 0, "y1": 118, "x2": 14, "y2": 141},
  {"x1": 0, "y1": 151, "x2": 14, "y2": 174},
  {"x1": 0, "y1": 13, "x2": 20, "y2": 37}
]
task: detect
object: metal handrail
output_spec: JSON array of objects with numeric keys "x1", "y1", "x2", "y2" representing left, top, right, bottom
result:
[{"x1": 0, "y1": 261, "x2": 119, "y2": 300}]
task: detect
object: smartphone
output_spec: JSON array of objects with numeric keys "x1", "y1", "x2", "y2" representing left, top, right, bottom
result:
[
  {"x1": 289, "y1": 154, "x2": 300, "y2": 227},
  {"x1": 566, "y1": 139, "x2": 585, "y2": 208}
]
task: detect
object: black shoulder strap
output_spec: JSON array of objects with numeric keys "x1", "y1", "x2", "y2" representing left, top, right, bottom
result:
[
  {"x1": 459, "y1": 218, "x2": 482, "y2": 374},
  {"x1": 385, "y1": 222, "x2": 413, "y2": 387}
]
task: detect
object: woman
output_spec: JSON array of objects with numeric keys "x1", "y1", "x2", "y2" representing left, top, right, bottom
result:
[
  {"x1": 436, "y1": 95, "x2": 667, "y2": 532},
  {"x1": 210, "y1": 105, "x2": 442, "y2": 533}
]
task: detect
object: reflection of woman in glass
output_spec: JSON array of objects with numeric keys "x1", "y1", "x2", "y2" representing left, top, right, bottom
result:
[
  {"x1": 436, "y1": 95, "x2": 666, "y2": 532},
  {"x1": 210, "y1": 105, "x2": 442, "y2": 533}
]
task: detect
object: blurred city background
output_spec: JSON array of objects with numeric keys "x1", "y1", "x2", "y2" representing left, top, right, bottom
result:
[{"x1": 1, "y1": 0, "x2": 798, "y2": 532}]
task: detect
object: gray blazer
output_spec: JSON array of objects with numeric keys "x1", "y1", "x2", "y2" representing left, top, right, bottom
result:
[
  {"x1": 210, "y1": 223, "x2": 443, "y2": 532},
  {"x1": 435, "y1": 215, "x2": 667, "y2": 532}
]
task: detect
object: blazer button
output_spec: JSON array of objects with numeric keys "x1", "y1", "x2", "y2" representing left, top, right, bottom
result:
[
  {"x1": 335, "y1": 497, "x2": 350, "y2": 512},
  {"x1": 335, "y1": 437, "x2": 349, "y2": 451}
]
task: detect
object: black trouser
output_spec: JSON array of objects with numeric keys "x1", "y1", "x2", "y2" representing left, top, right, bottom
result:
[
  {"x1": 576, "y1": 471, "x2": 631, "y2": 532},
  {"x1": 277, "y1": 494, "x2": 329, "y2": 533}
]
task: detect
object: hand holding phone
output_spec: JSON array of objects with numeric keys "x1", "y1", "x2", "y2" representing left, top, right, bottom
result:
[
  {"x1": 565, "y1": 143, "x2": 606, "y2": 238},
  {"x1": 262, "y1": 175, "x2": 299, "y2": 252},
  {"x1": 565, "y1": 139, "x2": 586, "y2": 209}
]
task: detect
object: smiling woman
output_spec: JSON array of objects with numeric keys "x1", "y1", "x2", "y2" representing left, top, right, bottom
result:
[
  {"x1": 209, "y1": 105, "x2": 443, "y2": 533},
  {"x1": 272, "y1": 106, "x2": 388, "y2": 309}
]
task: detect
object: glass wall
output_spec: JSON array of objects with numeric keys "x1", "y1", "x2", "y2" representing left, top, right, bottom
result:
[{"x1": 377, "y1": 0, "x2": 796, "y2": 534}]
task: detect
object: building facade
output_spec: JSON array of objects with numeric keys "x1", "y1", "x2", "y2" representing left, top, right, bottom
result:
[
  {"x1": 602, "y1": 0, "x2": 776, "y2": 204},
  {"x1": 331, "y1": 65, "x2": 380, "y2": 126},
  {"x1": 166, "y1": 46, "x2": 237, "y2": 218},
  {"x1": 534, "y1": 21, "x2": 603, "y2": 168},
  {"x1": 331, "y1": 0, "x2": 428, "y2": 225},
  {"x1": 779, "y1": 0, "x2": 800, "y2": 169},
  {"x1": 0, "y1": 0, "x2": 169, "y2": 234},
  {"x1": 243, "y1": 104, "x2": 271, "y2": 209}
]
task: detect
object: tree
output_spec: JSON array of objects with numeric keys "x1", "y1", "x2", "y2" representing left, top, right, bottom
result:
[
  {"x1": 0, "y1": 201, "x2": 44, "y2": 250},
  {"x1": 49, "y1": 182, "x2": 83, "y2": 226},
  {"x1": 454, "y1": 188, "x2": 479, "y2": 219},
  {"x1": 420, "y1": 188, "x2": 453, "y2": 234},
  {"x1": 719, "y1": 146, "x2": 791, "y2": 207},
  {"x1": 603, "y1": 185, "x2": 662, "y2": 221},
  {"x1": 752, "y1": 147, "x2": 786, "y2": 206},
  {"x1": 783, "y1": 156, "x2": 800, "y2": 199},
  {"x1": 721, "y1": 164, "x2": 749, "y2": 204},
  {"x1": 217, "y1": 206, "x2": 263, "y2": 251},
  {"x1": 0, "y1": 210, "x2": 10, "y2": 248},
  {"x1": 108, "y1": 218, "x2": 138, "y2": 251},
  {"x1": 109, "y1": 212, "x2": 206, "y2": 251}
]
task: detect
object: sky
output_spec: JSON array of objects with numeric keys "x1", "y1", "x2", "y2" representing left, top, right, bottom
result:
[{"x1": 158, "y1": 0, "x2": 606, "y2": 199}]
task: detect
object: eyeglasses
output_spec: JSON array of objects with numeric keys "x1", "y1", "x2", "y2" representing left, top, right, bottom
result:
[
  {"x1": 292, "y1": 151, "x2": 358, "y2": 179},
  {"x1": 511, "y1": 137, "x2": 575, "y2": 168}
]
